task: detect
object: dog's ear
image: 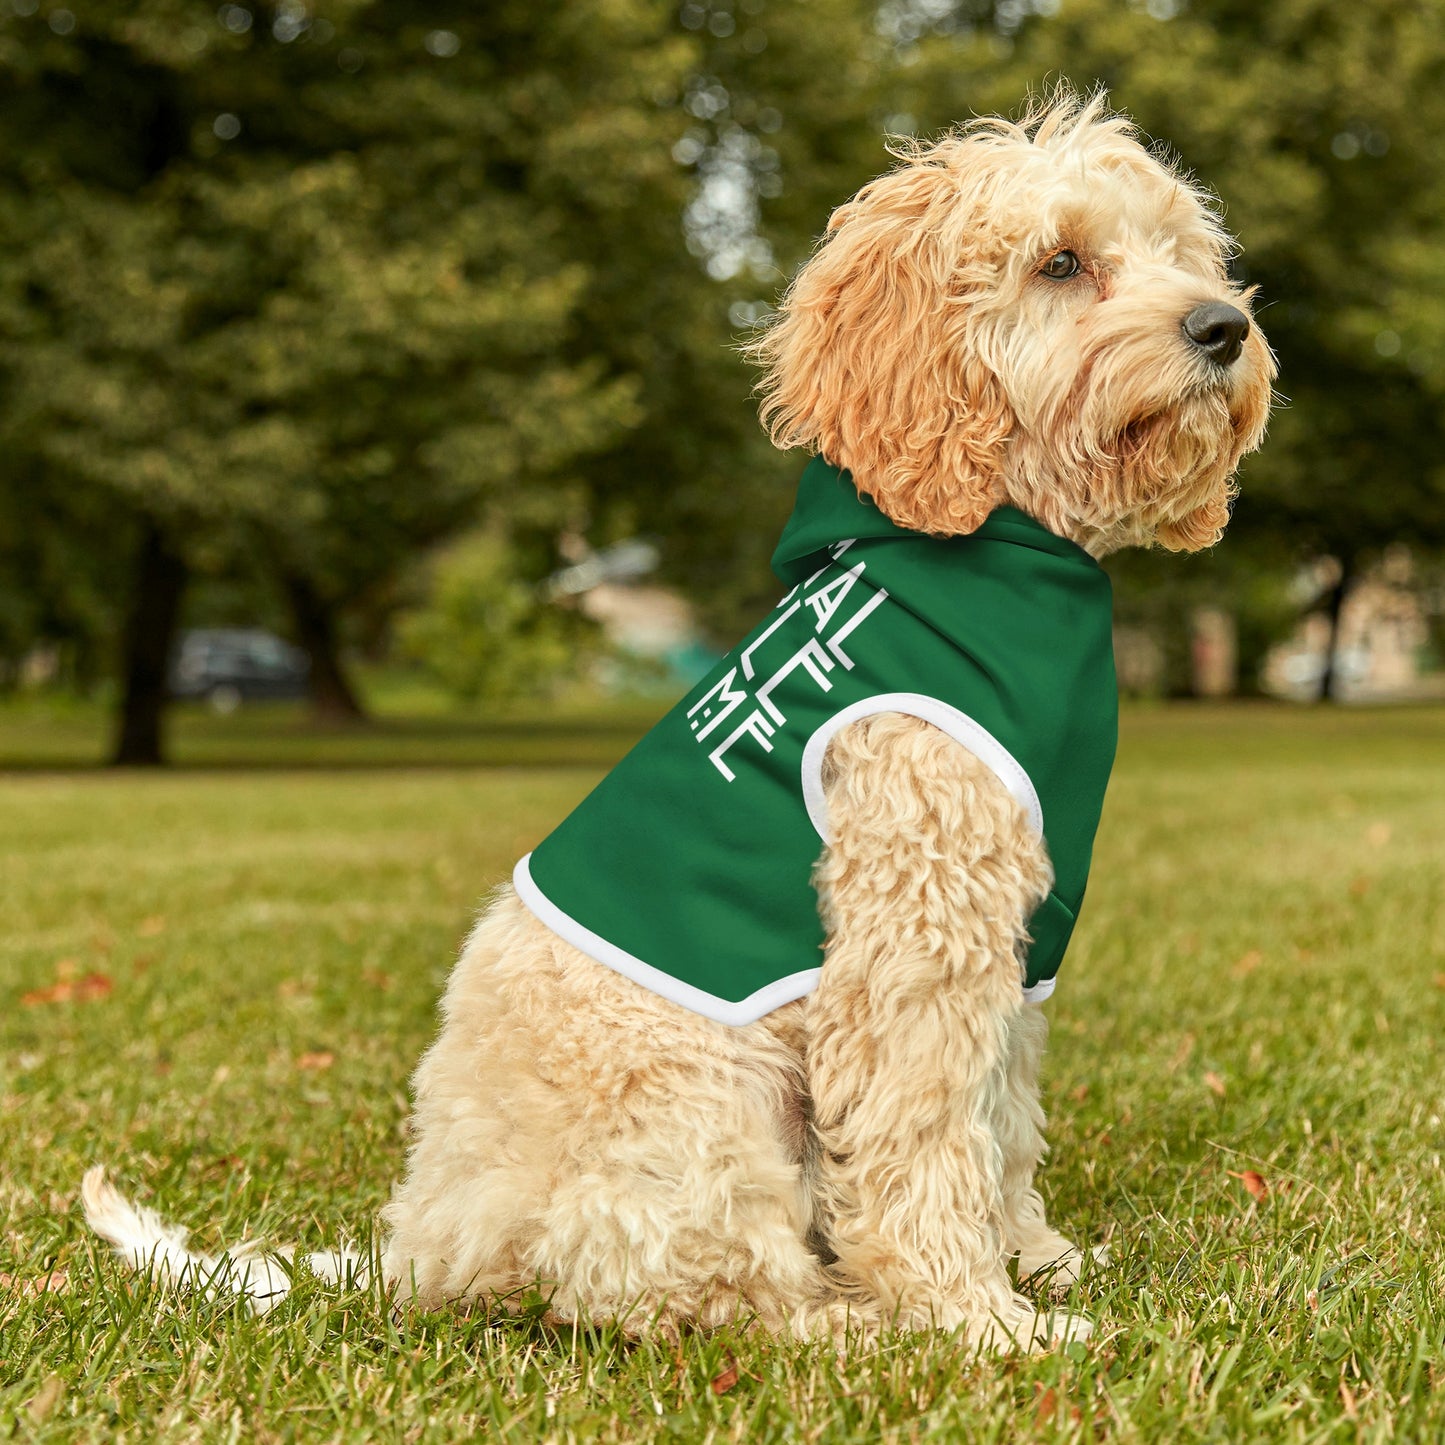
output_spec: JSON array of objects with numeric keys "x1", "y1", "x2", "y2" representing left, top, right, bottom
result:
[{"x1": 749, "y1": 150, "x2": 1013, "y2": 536}]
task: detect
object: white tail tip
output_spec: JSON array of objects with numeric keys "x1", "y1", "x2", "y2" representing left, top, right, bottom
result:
[{"x1": 81, "y1": 1166, "x2": 368, "y2": 1315}]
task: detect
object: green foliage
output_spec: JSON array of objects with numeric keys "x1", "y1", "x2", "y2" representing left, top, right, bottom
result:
[
  {"x1": 396, "y1": 531, "x2": 596, "y2": 705},
  {"x1": 4, "y1": 0, "x2": 1445, "y2": 702},
  {"x1": 0, "y1": 0, "x2": 889, "y2": 682},
  {"x1": 2, "y1": 703, "x2": 1444, "y2": 1439},
  {"x1": 0, "y1": 3, "x2": 684, "y2": 600}
]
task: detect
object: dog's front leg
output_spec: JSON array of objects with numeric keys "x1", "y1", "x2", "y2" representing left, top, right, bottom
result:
[
  {"x1": 806, "y1": 712, "x2": 1088, "y2": 1350},
  {"x1": 994, "y1": 1004, "x2": 1097, "y2": 1290}
]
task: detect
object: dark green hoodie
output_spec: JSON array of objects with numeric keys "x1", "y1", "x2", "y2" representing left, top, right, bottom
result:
[{"x1": 515, "y1": 458, "x2": 1118, "y2": 1025}]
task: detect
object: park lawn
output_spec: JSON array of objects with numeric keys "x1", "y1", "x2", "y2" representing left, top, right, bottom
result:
[{"x1": 1, "y1": 702, "x2": 1443, "y2": 1443}]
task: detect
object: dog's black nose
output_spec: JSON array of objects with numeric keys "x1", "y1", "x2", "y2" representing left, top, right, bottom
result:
[{"x1": 1182, "y1": 302, "x2": 1250, "y2": 367}]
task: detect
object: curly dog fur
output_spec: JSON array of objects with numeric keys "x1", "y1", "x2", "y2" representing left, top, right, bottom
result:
[{"x1": 85, "y1": 89, "x2": 1274, "y2": 1351}]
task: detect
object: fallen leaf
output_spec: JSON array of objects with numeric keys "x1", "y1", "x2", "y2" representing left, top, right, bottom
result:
[
  {"x1": 710, "y1": 1358, "x2": 739, "y2": 1396},
  {"x1": 1433, "y1": 973, "x2": 1445, "y2": 990},
  {"x1": 1228, "y1": 1169, "x2": 1268, "y2": 1201},
  {"x1": 21, "y1": 982, "x2": 70, "y2": 1006},
  {"x1": 296, "y1": 1051, "x2": 335, "y2": 1072},
  {"x1": 1364, "y1": 822, "x2": 1391, "y2": 848},
  {"x1": 1070, "y1": 1083, "x2": 1089, "y2": 1103},
  {"x1": 1204, "y1": 1071, "x2": 1227, "y2": 1098},
  {"x1": 1034, "y1": 1385, "x2": 1058, "y2": 1425},
  {"x1": 21, "y1": 972, "x2": 112, "y2": 1007},
  {"x1": 0, "y1": 1268, "x2": 69, "y2": 1298},
  {"x1": 1232, "y1": 950, "x2": 1263, "y2": 977},
  {"x1": 138, "y1": 915, "x2": 167, "y2": 937}
]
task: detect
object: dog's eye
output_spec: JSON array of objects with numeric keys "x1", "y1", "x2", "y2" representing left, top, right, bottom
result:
[{"x1": 1040, "y1": 250, "x2": 1081, "y2": 280}]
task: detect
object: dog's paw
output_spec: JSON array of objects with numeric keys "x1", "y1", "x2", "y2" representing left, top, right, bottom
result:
[
  {"x1": 970, "y1": 1297, "x2": 1093, "y2": 1353},
  {"x1": 1034, "y1": 1309, "x2": 1093, "y2": 1347},
  {"x1": 1018, "y1": 1239, "x2": 1110, "y2": 1294}
]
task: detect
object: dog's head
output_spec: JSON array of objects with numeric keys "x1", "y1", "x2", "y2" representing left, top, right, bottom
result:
[{"x1": 750, "y1": 89, "x2": 1275, "y2": 554}]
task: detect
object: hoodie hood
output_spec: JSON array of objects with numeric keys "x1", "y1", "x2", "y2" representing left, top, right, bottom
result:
[{"x1": 771, "y1": 456, "x2": 1100, "y2": 587}]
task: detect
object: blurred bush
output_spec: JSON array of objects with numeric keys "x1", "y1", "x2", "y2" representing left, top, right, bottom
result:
[{"x1": 397, "y1": 531, "x2": 599, "y2": 706}]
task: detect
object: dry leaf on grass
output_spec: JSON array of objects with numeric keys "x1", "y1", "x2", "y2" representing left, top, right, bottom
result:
[
  {"x1": 295, "y1": 1051, "x2": 335, "y2": 1071},
  {"x1": 710, "y1": 1358, "x2": 740, "y2": 1396},
  {"x1": 1034, "y1": 1385, "x2": 1083, "y2": 1428},
  {"x1": 1232, "y1": 950, "x2": 1263, "y2": 977},
  {"x1": 1034, "y1": 1386, "x2": 1058, "y2": 1425},
  {"x1": 0, "y1": 1268, "x2": 70, "y2": 1298},
  {"x1": 21, "y1": 973, "x2": 113, "y2": 1007},
  {"x1": 1228, "y1": 1169, "x2": 1269, "y2": 1201},
  {"x1": 1203, "y1": 1071, "x2": 1227, "y2": 1098}
]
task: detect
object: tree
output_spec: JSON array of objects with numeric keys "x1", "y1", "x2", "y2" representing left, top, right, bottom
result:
[{"x1": 0, "y1": 1, "x2": 696, "y2": 758}]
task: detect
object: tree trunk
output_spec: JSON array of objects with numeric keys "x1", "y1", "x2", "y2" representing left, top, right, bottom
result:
[
  {"x1": 1317, "y1": 554, "x2": 1355, "y2": 703},
  {"x1": 283, "y1": 572, "x2": 366, "y2": 724},
  {"x1": 111, "y1": 521, "x2": 187, "y2": 766}
]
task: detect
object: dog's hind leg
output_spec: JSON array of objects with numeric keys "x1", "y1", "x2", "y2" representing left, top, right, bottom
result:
[
  {"x1": 513, "y1": 987, "x2": 837, "y2": 1341},
  {"x1": 805, "y1": 713, "x2": 1090, "y2": 1350},
  {"x1": 383, "y1": 894, "x2": 835, "y2": 1339}
]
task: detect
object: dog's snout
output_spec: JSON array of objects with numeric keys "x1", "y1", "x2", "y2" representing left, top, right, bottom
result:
[{"x1": 1182, "y1": 302, "x2": 1250, "y2": 367}]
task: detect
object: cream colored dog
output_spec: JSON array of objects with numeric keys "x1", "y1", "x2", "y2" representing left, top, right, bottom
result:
[{"x1": 85, "y1": 91, "x2": 1273, "y2": 1351}]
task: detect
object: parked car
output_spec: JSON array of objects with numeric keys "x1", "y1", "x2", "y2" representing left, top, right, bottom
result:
[{"x1": 169, "y1": 629, "x2": 310, "y2": 712}]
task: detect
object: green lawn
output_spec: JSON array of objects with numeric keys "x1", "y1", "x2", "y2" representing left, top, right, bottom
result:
[{"x1": 2, "y1": 702, "x2": 1443, "y2": 1442}]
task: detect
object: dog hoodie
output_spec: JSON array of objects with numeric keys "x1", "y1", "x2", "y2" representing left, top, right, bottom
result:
[{"x1": 514, "y1": 457, "x2": 1119, "y2": 1026}]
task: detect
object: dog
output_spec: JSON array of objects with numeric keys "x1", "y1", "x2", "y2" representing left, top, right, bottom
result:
[{"x1": 85, "y1": 89, "x2": 1274, "y2": 1351}]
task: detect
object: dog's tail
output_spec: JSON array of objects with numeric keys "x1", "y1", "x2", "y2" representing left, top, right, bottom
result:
[{"x1": 81, "y1": 1165, "x2": 368, "y2": 1315}]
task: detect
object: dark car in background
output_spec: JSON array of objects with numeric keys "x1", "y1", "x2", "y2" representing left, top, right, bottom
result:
[{"x1": 169, "y1": 629, "x2": 310, "y2": 712}]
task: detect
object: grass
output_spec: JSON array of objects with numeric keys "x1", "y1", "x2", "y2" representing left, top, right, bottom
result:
[
  {"x1": 1, "y1": 700, "x2": 1443, "y2": 1442},
  {"x1": 0, "y1": 684, "x2": 674, "y2": 771}
]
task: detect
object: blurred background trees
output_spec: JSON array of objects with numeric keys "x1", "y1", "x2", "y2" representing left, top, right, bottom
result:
[{"x1": 1, "y1": 0, "x2": 1443, "y2": 761}]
